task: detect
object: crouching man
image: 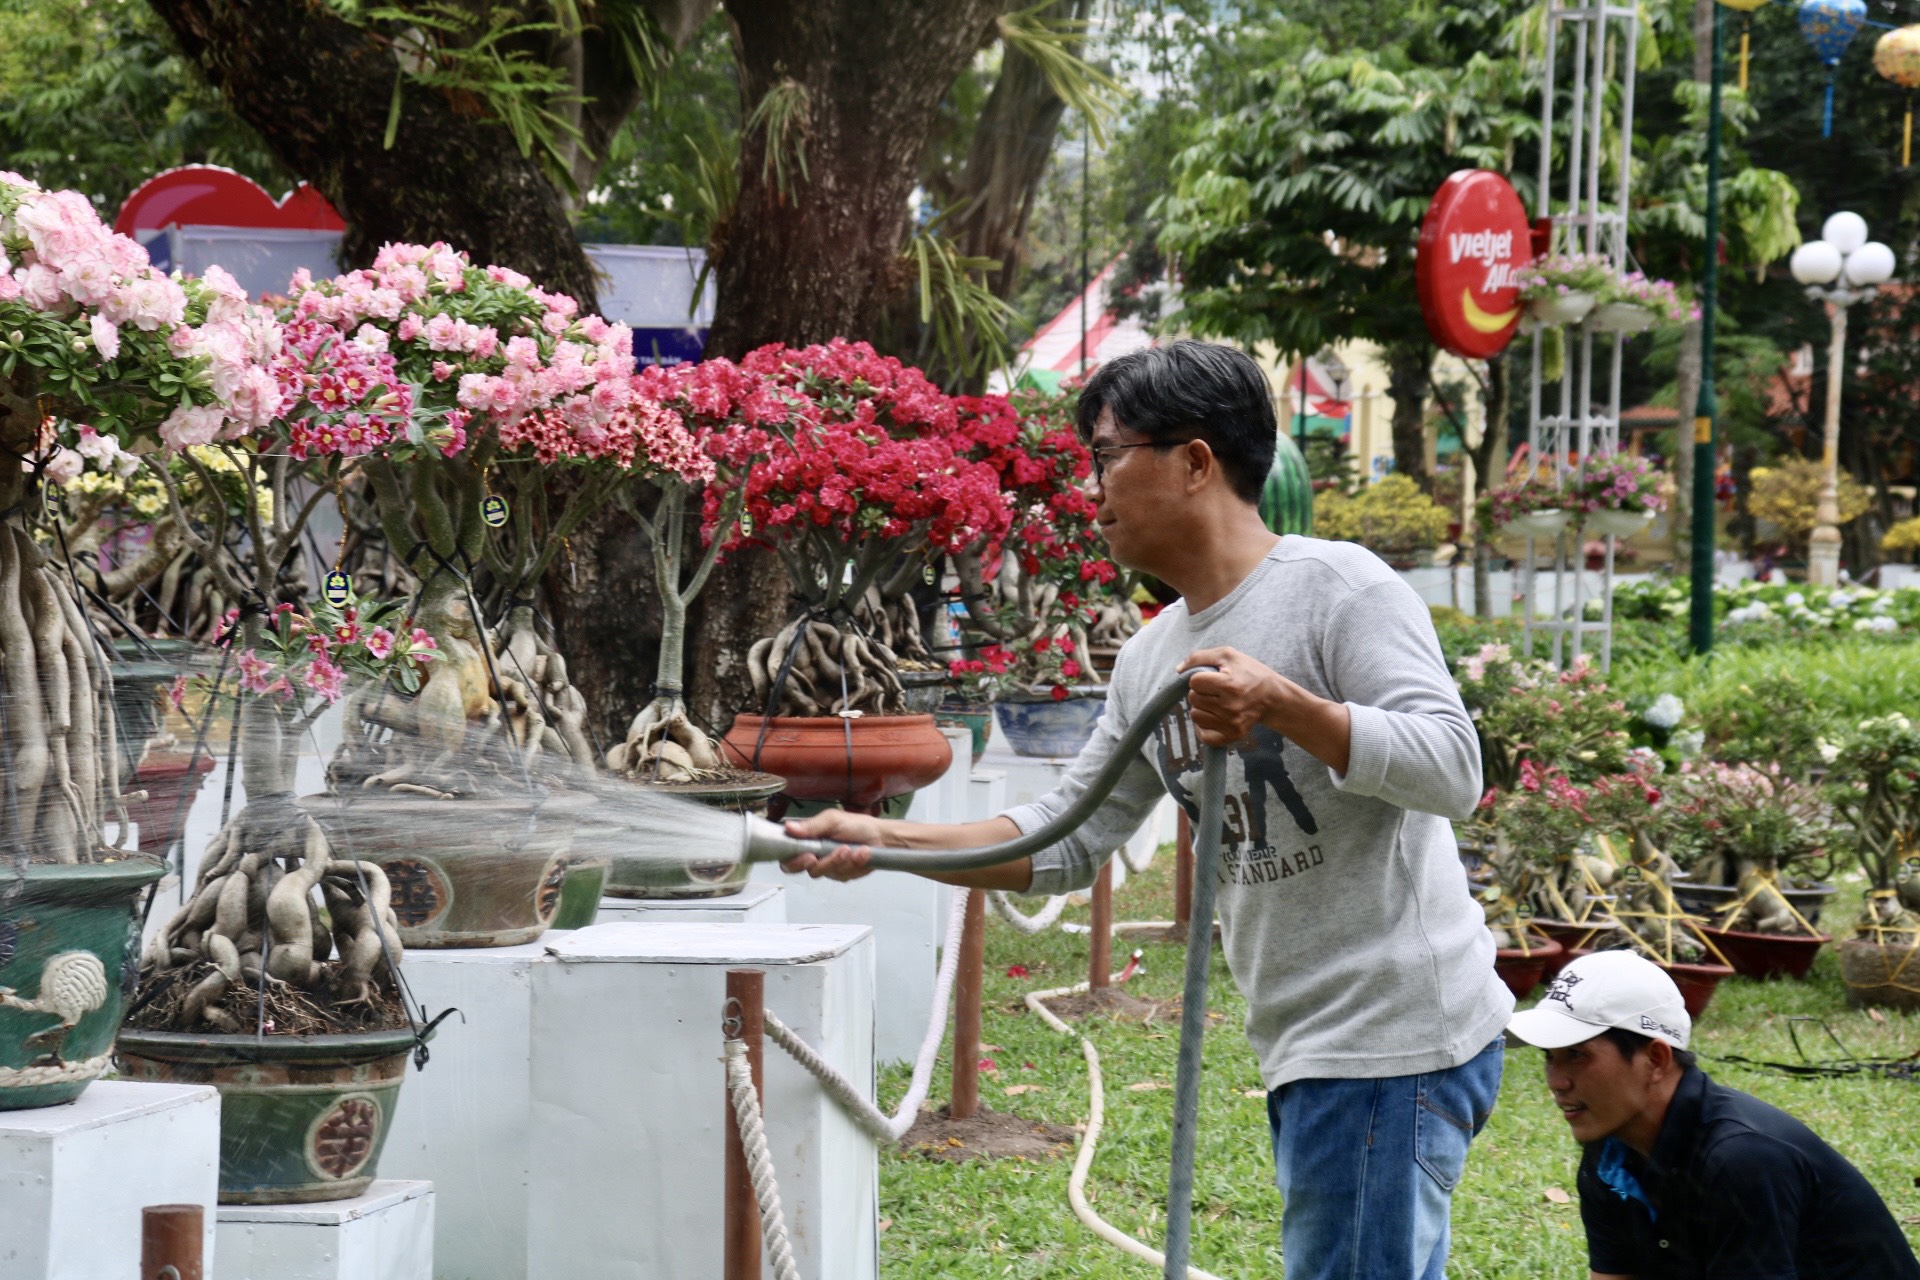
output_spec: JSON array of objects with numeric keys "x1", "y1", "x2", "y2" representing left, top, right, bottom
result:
[{"x1": 1507, "y1": 950, "x2": 1920, "y2": 1279}]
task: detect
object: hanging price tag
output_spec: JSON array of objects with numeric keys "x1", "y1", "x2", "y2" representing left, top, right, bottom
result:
[
  {"x1": 323, "y1": 571, "x2": 352, "y2": 608},
  {"x1": 1516, "y1": 902, "x2": 1534, "y2": 919},
  {"x1": 1622, "y1": 864, "x2": 1643, "y2": 883},
  {"x1": 481, "y1": 494, "x2": 509, "y2": 527},
  {"x1": 924, "y1": 562, "x2": 937, "y2": 585}
]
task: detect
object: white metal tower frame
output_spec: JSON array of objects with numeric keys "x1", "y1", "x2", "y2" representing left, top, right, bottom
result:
[{"x1": 1522, "y1": 0, "x2": 1641, "y2": 669}]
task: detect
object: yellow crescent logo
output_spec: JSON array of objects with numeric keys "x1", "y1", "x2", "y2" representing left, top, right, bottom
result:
[{"x1": 1461, "y1": 287, "x2": 1518, "y2": 334}]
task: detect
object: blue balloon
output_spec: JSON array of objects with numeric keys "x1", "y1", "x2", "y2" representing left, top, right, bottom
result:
[{"x1": 1799, "y1": 0, "x2": 1866, "y2": 68}]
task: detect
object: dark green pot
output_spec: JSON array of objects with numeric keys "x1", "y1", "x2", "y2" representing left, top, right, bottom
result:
[
  {"x1": 115, "y1": 1026, "x2": 416, "y2": 1204},
  {"x1": 602, "y1": 773, "x2": 786, "y2": 899},
  {"x1": 302, "y1": 795, "x2": 575, "y2": 948},
  {"x1": 549, "y1": 857, "x2": 610, "y2": 929},
  {"x1": 935, "y1": 704, "x2": 992, "y2": 766},
  {"x1": 1260, "y1": 433, "x2": 1315, "y2": 536},
  {"x1": 1, "y1": 857, "x2": 166, "y2": 1111}
]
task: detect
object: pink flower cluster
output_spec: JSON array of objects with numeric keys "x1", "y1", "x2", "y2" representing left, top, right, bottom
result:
[
  {"x1": 271, "y1": 243, "x2": 637, "y2": 465},
  {"x1": 1, "y1": 174, "x2": 284, "y2": 451},
  {"x1": 1572, "y1": 451, "x2": 1666, "y2": 515}
]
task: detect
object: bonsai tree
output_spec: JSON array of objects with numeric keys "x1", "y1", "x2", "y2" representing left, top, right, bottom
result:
[
  {"x1": 0, "y1": 176, "x2": 283, "y2": 865},
  {"x1": 274, "y1": 245, "x2": 644, "y2": 790},
  {"x1": 1663, "y1": 761, "x2": 1836, "y2": 935},
  {"x1": 1452, "y1": 644, "x2": 1633, "y2": 793},
  {"x1": 1312, "y1": 474, "x2": 1450, "y2": 564},
  {"x1": 1823, "y1": 713, "x2": 1920, "y2": 941},
  {"x1": 707, "y1": 340, "x2": 1009, "y2": 717}
]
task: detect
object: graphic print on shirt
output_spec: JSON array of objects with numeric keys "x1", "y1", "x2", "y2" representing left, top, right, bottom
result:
[{"x1": 1154, "y1": 706, "x2": 1322, "y2": 887}]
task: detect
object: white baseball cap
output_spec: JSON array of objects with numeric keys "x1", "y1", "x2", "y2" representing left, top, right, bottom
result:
[{"x1": 1506, "y1": 950, "x2": 1691, "y2": 1051}]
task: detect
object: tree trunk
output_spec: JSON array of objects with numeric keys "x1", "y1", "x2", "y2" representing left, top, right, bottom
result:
[
  {"x1": 703, "y1": 0, "x2": 1003, "y2": 356},
  {"x1": 1385, "y1": 342, "x2": 1432, "y2": 490},
  {"x1": 1471, "y1": 353, "x2": 1512, "y2": 617},
  {"x1": 146, "y1": 0, "x2": 599, "y2": 303}
]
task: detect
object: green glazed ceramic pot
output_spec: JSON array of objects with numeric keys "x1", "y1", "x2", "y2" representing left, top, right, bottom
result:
[
  {"x1": 115, "y1": 1026, "x2": 417, "y2": 1203},
  {"x1": 1, "y1": 857, "x2": 166, "y2": 1110},
  {"x1": 601, "y1": 773, "x2": 786, "y2": 899},
  {"x1": 548, "y1": 856, "x2": 611, "y2": 929}
]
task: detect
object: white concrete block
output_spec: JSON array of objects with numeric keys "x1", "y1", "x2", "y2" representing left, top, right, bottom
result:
[
  {"x1": 594, "y1": 880, "x2": 787, "y2": 926},
  {"x1": 215, "y1": 1180, "x2": 433, "y2": 1280},
  {"x1": 529, "y1": 923, "x2": 876, "y2": 1280},
  {"x1": 377, "y1": 943, "x2": 544, "y2": 1280},
  {"x1": 0, "y1": 1080, "x2": 220, "y2": 1280}
]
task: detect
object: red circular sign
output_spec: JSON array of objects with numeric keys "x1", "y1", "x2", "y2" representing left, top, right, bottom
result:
[{"x1": 1416, "y1": 170, "x2": 1533, "y2": 359}]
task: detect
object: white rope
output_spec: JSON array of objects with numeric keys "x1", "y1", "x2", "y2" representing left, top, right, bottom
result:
[
  {"x1": 723, "y1": 1038, "x2": 803, "y2": 1280},
  {"x1": 988, "y1": 889, "x2": 1070, "y2": 934},
  {"x1": 0, "y1": 1053, "x2": 110, "y2": 1089},
  {"x1": 762, "y1": 887, "x2": 970, "y2": 1145},
  {"x1": 1026, "y1": 982, "x2": 1229, "y2": 1280},
  {"x1": 1118, "y1": 838, "x2": 1156, "y2": 875}
]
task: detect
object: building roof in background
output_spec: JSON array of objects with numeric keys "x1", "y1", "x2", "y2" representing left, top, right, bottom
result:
[{"x1": 999, "y1": 258, "x2": 1156, "y2": 391}]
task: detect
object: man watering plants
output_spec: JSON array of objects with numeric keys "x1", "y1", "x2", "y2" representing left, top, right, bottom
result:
[
  {"x1": 1508, "y1": 950, "x2": 1920, "y2": 1280},
  {"x1": 782, "y1": 339, "x2": 1513, "y2": 1279}
]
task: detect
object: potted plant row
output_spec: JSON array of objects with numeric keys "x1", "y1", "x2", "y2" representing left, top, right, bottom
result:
[{"x1": 1480, "y1": 452, "x2": 1668, "y2": 544}]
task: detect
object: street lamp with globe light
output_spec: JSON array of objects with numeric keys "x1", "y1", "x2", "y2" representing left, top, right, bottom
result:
[{"x1": 1789, "y1": 212, "x2": 1896, "y2": 587}]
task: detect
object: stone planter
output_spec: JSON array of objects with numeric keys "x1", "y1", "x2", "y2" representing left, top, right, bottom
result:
[
  {"x1": 1494, "y1": 935, "x2": 1564, "y2": 998},
  {"x1": 124, "y1": 754, "x2": 217, "y2": 857},
  {"x1": 995, "y1": 687, "x2": 1108, "y2": 759},
  {"x1": 601, "y1": 773, "x2": 786, "y2": 900},
  {"x1": 722, "y1": 715, "x2": 951, "y2": 810},
  {"x1": 301, "y1": 794, "x2": 575, "y2": 949},
  {"x1": 934, "y1": 703, "x2": 993, "y2": 767},
  {"x1": 1696, "y1": 925, "x2": 1829, "y2": 980},
  {"x1": 549, "y1": 856, "x2": 610, "y2": 928},
  {"x1": 1836, "y1": 935, "x2": 1920, "y2": 1012},
  {"x1": 1, "y1": 857, "x2": 166, "y2": 1110},
  {"x1": 897, "y1": 669, "x2": 949, "y2": 715},
  {"x1": 116, "y1": 1026, "x2": 416, "y2": 1204},
  {"x1": 1585, "y1": 507, "x2": 1656, "y2": 540}
]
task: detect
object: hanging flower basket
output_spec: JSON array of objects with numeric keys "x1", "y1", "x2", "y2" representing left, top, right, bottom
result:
[
  {"x1": 1503, "y1": 508, "x2": 1573, "y2": 539},
  {"x1": 1590, "y1": 301, "x2": 1658, "y2": 334},
  {"x1": 721, "y1": 715, "x2": 952, "y2": 811},
  {"x1": 994, "y1": 687, "x2": 1108, "y2": 759},
  {"x1": 1585, "y1": 507, "x2": 1656, "y2": 539},
  {"x1": 1529, "y1": 290, "x2": 1597, "y2": 326}
]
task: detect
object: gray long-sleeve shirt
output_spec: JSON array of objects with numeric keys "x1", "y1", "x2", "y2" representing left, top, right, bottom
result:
[{"x1": 1003, "y1": 536, "x2": 1513, "y2": 1088}]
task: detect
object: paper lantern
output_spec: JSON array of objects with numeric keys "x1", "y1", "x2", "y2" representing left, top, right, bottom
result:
[
  {"x1": 1800, "y1": 0, "x2": 1866, "y2": 136},
  {"x1": 1874, "y1": 25, "x2": 1920, "y2": 165},
  {"x1": 1719, "y1": 0, "x2": 1769, "y2": 92}
]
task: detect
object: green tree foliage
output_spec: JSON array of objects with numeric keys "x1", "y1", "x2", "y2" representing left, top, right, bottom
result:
[{"x1": 0, "y1": 0, "x2": 283, "y2": 214}]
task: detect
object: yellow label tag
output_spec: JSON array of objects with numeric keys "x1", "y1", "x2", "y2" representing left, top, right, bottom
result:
[{"x1": 1692, "y1": 415, "x2": 1713, "y2": 445}]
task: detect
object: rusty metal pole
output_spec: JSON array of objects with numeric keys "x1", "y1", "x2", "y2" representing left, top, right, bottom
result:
[
  {"x1": 723, "y1": 968, "x2": 766, "y2": 1280},
  {"x1": 950, "y1": 888, "x2": 986, "y2": 1120},
  {"x1": 1173, "y1": 810, "x2": 1194, "y2": 935},
  {"x1": 1088, "y1": 862, "x2": 1113, "y2": 990},
  {"x1": 142, "y1": 1204, "x2": 203, "y2": 1280}
]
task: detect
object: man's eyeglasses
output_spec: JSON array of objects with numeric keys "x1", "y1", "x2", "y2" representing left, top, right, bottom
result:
[{"x1": 1089, "y1": 439, "x2": 1185, "y2": 483}]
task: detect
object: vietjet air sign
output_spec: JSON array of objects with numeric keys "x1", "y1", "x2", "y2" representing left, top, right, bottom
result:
[{"x1": 1415, "y1": 170, "x2": 1533, "y2": 359}]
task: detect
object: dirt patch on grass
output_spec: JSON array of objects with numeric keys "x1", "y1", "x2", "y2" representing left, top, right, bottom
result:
[
  {"x1": 902, "y1": 1105, "x2": 1077, "y2": 1163},
  {"x1": 1033, "y1": 986, "x2": 1180, "y2": 1025}
]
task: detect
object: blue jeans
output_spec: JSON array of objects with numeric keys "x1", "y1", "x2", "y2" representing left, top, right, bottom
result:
[{"x1": 1267, "y1": 1036, "x2": 1505, "y2": 1280}]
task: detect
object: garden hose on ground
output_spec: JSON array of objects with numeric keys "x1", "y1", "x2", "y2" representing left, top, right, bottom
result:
[{"x1": 741, "y1": 669, "x2": 1232, "y2": 1280}]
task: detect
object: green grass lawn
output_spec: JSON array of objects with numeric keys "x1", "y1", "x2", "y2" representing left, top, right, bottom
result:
[{"x1": 877, "y1": 851, "x2": 1920, "y2": 1278}]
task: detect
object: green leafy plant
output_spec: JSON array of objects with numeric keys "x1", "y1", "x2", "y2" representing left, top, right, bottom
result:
[{"x1": 1312, "y1": 474, "x2": 1449, "y2": 562}]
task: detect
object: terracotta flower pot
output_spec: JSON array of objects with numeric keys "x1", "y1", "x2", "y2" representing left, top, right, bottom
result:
[
  {"x1": 116, "y1": 1026, "x2": 416, "y2": 1203},
  {"x1": 124, "y1": 754, "x2": 217, "y2": 856},
  {"x1": 722, "y1": 715, "x2": 951, "y2": 809},
  {"x1": 1661, "y1": 961, "x2": 1735, "y2": 1019},
  {"x1": 1696, "y1": 925, "x2": 1829, "y2": 980},
  {"x1": 1836, "y1": 936, "x2": 1920, "y2": 1013},
  {"x1": 1532, "y1": 918, "x2": 1622, "y2": 976},
  {"x1": 1494, "y1": 936, "x2": 1564, "y2": 998}
]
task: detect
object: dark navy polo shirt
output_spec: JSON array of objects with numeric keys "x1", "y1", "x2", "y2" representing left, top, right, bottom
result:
[{"x1": 1577, "y1": 1067, "x2": 1920, "y2": 1279}]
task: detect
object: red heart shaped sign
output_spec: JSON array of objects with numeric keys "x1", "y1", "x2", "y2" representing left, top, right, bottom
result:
[{"x1": 114, "y1": 165, "x2": 345, "y2": 236}]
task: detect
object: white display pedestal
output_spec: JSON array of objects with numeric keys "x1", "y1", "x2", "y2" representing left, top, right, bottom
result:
[
  {"x1": 215, "y1": 1180, "x2": 433, "y2": 1280},
  {"x1": 594, "y1": 880, "x2": 787, "y2": 925},
  {"x1": 0, "y1": 1081, "x2": 219, "y2": 1280},
  {"x1": 750, "y1": 726, "x2": 968, "y2": 1066},
  {"x1": 378, "y1": 942, "x2": 544, "y2": 1280},
  {"x1": 529, "y1": 922, "x2": 876, "y2": 1280}
]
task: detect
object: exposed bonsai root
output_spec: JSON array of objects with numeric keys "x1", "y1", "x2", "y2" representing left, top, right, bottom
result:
[
  {"x1": 607, "y1": 696, "x2": 730, "y2": 784},
  {"x1": 140, "y1": 800, "x2": 404, "y2": 1032},
  {"x1": 747, "y1": 618, "x2": 906, "y2": 718}
]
